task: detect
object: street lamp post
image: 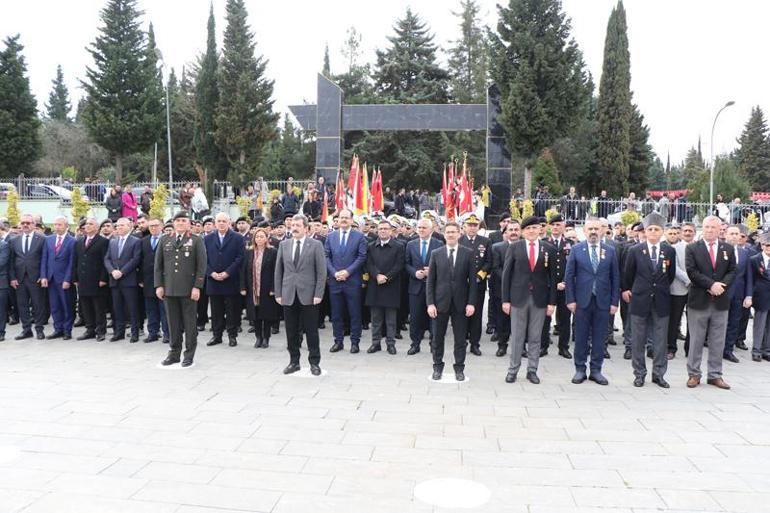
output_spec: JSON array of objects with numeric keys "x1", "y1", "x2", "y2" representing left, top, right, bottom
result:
[{"x1": 709, "y1": 100, "x2": 735, "y2": 207}]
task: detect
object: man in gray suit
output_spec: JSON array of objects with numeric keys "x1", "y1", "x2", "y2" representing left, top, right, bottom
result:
[
  {"x1": 275, "y1": 214, "x2": 327, "y2": 376},
  {"x1": 9, "y1": 214, "x2": 47, "y2": 339}
]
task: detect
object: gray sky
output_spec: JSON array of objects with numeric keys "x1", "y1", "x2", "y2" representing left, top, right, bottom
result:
[{"x1": 3, "y1": 0, "x2": 768, "y2": 168}]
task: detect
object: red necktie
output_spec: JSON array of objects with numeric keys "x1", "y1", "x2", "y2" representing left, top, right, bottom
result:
[
  {"x1": 529, "y1": 241, "x2": 536, "y2": 272},
  {"x1": 708, "y1": 243, "x2": 716, "y2": 270}
]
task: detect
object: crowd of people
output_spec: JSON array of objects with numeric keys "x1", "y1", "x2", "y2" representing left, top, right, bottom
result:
[{"x1": 0, "y1": 202, "x2": 768, "y2": 388}]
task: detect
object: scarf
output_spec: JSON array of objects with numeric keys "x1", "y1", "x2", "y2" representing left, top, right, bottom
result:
[{"x1": 252, "y1": 248, "x2": 264, "y2": 306}]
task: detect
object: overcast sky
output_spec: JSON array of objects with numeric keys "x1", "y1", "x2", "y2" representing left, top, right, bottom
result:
[{"x1": 3, "y1": 0, "x2": 767, "y2": 167}]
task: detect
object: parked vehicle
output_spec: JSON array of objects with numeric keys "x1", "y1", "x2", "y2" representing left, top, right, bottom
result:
[{"x1": 27, "y1": 184, "x2": 89, "y2": 202}]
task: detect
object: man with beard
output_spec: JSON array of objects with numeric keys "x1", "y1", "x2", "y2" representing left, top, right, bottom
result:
[{"x1": 490, "y1": 219, "x2": 520, "y2": 357}]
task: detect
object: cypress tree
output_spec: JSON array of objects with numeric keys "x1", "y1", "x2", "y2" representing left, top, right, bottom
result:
[
  {"x1": 322, "y1": 44, "x2": 331, "y2": 77},
  {"x1": 596, "y1": 1, "x2": 632, "y2": 197},
  {"x1": 488, "y1": 0, "x2": 591, "y2": 197},
  {"x1": 735, "y1": 106, "x2": 770, "y2": 190},
  {"x1": 0, "y1": 35, "x2": 41, "y2": 177},
  {"x1": 45, "y1": 65, "x2": 72, "y2": 122},
  {"x1": 448, "y1": 0, "x2": 488, "y2": 104},
  {"x1": 216, "y1": 0, "x2": 278, "y2": 185}
]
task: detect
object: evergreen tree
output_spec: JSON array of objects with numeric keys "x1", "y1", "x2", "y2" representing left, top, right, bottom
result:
[
  {"x1": 683, "y1": 146, "x2": 705, "y2": 185},
  {"x1": 259, "y1": 115, "x2": 314, "y2": 180},
  {"x1": 341, "y1": 27, "x2": 362, "y2": 73},
  {"x1": 81, "y1": 0, "x2": 164, "y2": 183},
  {"x1": 45, "y1": 64, "x2": 72, "y2": 122},
  {"x1": 448, "y1": 0, "x2": 488, "y2": 104},
  {"x1": 735, "y1": 106, "x2": 770, "y2": 190},
  {"x1": 0, "y1": 35, "x2": 41, "y2": 177},
  {"x1": 322, "y1": 44, "x2": 331, "y2": 77},
  {"x1": 533, "y1": 149, "x2": 562, "y2": 194},
  {"x1": 689, "y1": 156, "x2": 750, "y2": 203},
  {"x1": 647, "y1": 156, "x2": 666, "y2": 189},
  {"x1": 627, "y1": 104, "x2": 652, "y2": 195},
  {"x1": 216, "y1": 0, "x2": 278, "y2": 186},
  {"x1": 165, "y1": 67, "x2": 198, "y2": 182},
  {"x1": 596, "y1": 0, "x2": 632, "y2": 197},
  {"x1": 488, "y1": 0, "x2": 591, "y2": 196}
]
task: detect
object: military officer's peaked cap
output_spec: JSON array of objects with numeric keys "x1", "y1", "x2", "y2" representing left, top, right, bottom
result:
[{"x1": 173, "y1": 211, "x2": 190, "y2": 220}]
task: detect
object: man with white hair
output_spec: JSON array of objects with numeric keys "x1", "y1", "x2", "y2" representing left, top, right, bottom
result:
[{"x1": 40, "y1": 216, "x2": 76, "y2": 339}]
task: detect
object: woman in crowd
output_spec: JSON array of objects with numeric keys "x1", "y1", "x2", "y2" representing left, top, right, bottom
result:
[
  {"x1": 240, "y1": 227, "x2": 280, "y2": 348},
  {"x1": 121, "y1": 183, "x2": 138, "y2": 221},
  {"x1": 104, "y1": 186, "x2": 123, "y2": 223}
]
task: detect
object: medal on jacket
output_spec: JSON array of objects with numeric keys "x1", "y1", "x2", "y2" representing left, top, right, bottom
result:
[
  {"x1": 544, "y1": 250, "x2": 549, "y2": 268},
  {"x1": 478, "y1": 244, "x2": 485, "y2": 257},
  {"x1": 723, "y1": 250, "x2": 728, "y2": 261},
  {"x1": 662, "y1": 259, "x2": 669, "y2": 272},
  {"x1": 600, "y1": 248, "x2": 606, "y2": 260}
]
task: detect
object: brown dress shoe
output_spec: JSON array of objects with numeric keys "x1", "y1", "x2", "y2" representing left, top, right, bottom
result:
[
  {"x1": 707, "y1": 377, "x2": 731, "y2": 390},
  {"x1": 686, "y1": 376, "x2": 700, "y2": 388}
]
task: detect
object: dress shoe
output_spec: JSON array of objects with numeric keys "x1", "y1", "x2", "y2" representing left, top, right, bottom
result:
[
  {"x1": 318, "y1": 322, "x2": 325, "y2": 329},
  {"x1": 589, "y1": 373, "x2": 609, "y2": 386},
  {"x1": 77, "y1": 332, "x2": 96, "y2": 341},
  {"x1": 0, "y1": 335, "x2": 4, "y2": 341},
  {"x1": 46, "y1": 331, "x2": 63, "y2": 340},
  {"x1": 652, "y1": 375, "x2": 670, "y2": 388},
  {"x1": 558, "y1": 348, "x2": 572, "y2": 359},
  {"x1": 522, "y1": 349, "x2": 528, "y2": 358},
  {"x1": 677, "y1": 331, "x2": 686, "y2": 341},
  {"x1": 247, "y1": 326, "x2": 256, "y2": 333},
  {"x1": 144, "y1": 335, "x2": 159, "y2": 343},
  {"x1": 394, "y1": 332, "x2": 403, "y2": 340},
  {"x1": 162, "y1": 337, "x2": 169, "y2": 344},
  {"x1": 362, "y1": 324, "x2": 369, "y2": 330},
  {"x1": 206, "y1": 338, "x2": 222, "y2": 346},
  {"x1": 753, "y1": 354, "x2": 762, "y2": 362},
  {"x1": 607, "y1": 338, "x2": 617, "y2": 346},
  {"x1": 181, "y1": 359, "x2": 193, "y2": 368},
  {"x1": 36, "y1": 331, "x2": 45, "y2": 340},
  {"x1": 646, "y1": 347, "x2": 653, "y2": 358},
  {"x1": 228, "y1": 338, "x2": 237, "y2": 347},
  {"x1": 505, "y1": 372, "x2": 517, "y2": 383},
  {"x1": 350, "y1": 344, "x2": 360, "y2": 354},
  {"x1": 763, "y1": 355, "x2": 770, "y2": 362},
  {"x1": 73, "y1": 318, "x2": 85, "y2": 328},
  {"x1": 604, "y1": 348, "x2": 611, "y2": 359},
  {"x1": 539, "y1": 347, "x2": 548, "y2": 357},
  {"x1": 96, "y1": 334, "x2": 105, "y2": 341},
  {"x1": 197, "y1": 325, "x2": 205, "y2": 332},
  {"x1": 455, "y1": 370, "x2": 465, "y2": 381},
  {"x1": 407, "y1": 345, "x2": 420, "y2": 355},
  {"x1": 262, "y1": 339, "x2": 269, "y2": 348},
  {"x1": 271, "y1": 326, "x2": 279, "y2": 335},
  {"x1": 572, "y1": 371, "x2": 587, "y2": 384},
  {"x1": 526, "y1": 372, "x2": 540, "y2": 384},
  {"x1": 161, "y1": 356, "x2": 180, "y2": 366},
  {"x1": 8, "y1": 318, "x2": 18, "y2": 325},
  {"x1": 470, "y1": 346, "x2": 482, "y2": 356},
  {"x1": 491, "y1": 333, "x2": 499, "y2": 342},
  {"x1": 109, "y1": 335, "x2": 124, "y2": 342},
  {"x1": 666, "y1": 352, "x2": 675, "y2": 360},
  {"x1": 707, "y1": 377, "x2": 731, "y2": 389},
  {"x1": 496, "y1": 346, "x2": 507, "y2": 357},
  {"x1": 387, "y1": 345, "x2": 397, "y2": 355},
  {"x1": 130, "y1": 335, "x2": 139, "y2": 343},
  {"x1": 15, "y1": 331, "x2": 33, "y2": 340},
  {"x1": 367, "y1": 344, "x2": 382, "y2": 353},
  {"x1": 633, "y1": 376, "x2": 644, "y2": 387},
  {"x1": 432, "y1": 369, "x2": 442, "y2": 381},
  {"x1": 686, "y1": 375, "x2": 700, "y2": 388},
  {"x1": 310, "y1": 364, "x2": 322, "y2": 376},
  {"x1": 723, "y1": 353, "x2": 739, "y2": 363},
  {"x1": 254, "y1": 336, "x2": 263, "y2": 348},
  {"x1": 62, "y1": 332, "x2": 72, "y2": 340},
  {"x1": 283, "y1": 363, "x2": 301, "y2": 374},
  {"x1": 330, "y1": 342, "x2": 344, "y2": 353},
  {"x1": 735, "y1": 341, "x2": 748, "y2": 350},
  {"x1": 623, "y1": 347, "x2": 632, "y2": 360},
  {"x1": 486, "y1": 326, "x2": 495, "y2": 335}
]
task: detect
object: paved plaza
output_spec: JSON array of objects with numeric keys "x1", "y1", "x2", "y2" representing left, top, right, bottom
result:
[{"x1": 1, "y1": 318, "x2": 770, "y2": 513}]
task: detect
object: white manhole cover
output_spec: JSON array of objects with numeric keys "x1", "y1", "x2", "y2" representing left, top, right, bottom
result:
[
  {"x1": 0, "y1": 446, "x2": 22, "y2": 464},
  {"x1": 414, "y1": 478, "x2": 491, "y2": 508}
]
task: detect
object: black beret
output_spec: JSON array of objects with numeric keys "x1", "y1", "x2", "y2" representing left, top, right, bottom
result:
[
  {"x1": 565, "y1": 221, "x2": 575, "y2": 228},
  {"x1": 538, "y1": 216, "x2": 547, "y2": 225},
  {"x1": 631, "y1": 222, "x2": 644, "y2": 231},
  {"x1": 250, "y1": 221, "x2": 261, "y2": 228},
  {"x1": 191, "y1": 219, "x2": 202, "y2": 226},
  {"x1": 283, "y1": 213, "x2": 295, "y2": 221},
  {"x1": 499, "y1": 212, "x2": 512, "y2": 221},
  {"x1": 236, "y1": 216, "x2": 250, "y2": 224},
  {"x1": 173, "y1": 211, "x2": 190, "y2": 220},
  {"x1": 549, "y1": 214, "x2": 564, "y2": 224},
  {"x1": 521, "y1": 216, "x2": 540, "y2": 230}
]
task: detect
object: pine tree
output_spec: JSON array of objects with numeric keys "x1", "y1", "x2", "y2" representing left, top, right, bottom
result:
[
  {"x1": 735, "y1": 106, "x2": 770, "y2": 190},
  {"x1": 0, "y1": 35, "x2": 41, "y2": 177},
  {"x1": 45, "y1": 65, "x2": 72, "y2": 122},
  {"x1": 341, "y1": 27, "x2": 362, "y2": 73},
  {"x1": 596, "y1": 1, "x2": 632, "y2": 197},
  {"x1": 322, "y1": 44, "x2": 331, "y2": 77},
  {"x1": 448, "y1": 0, "x2": 488, "y2": 104},
  {"x1": 81, "y1": 0, "x2": 164, "y2": 183},
  {"x1": 216, "y1": 0, "x2": 278, "y2": 185},
  {"x1": 627, "y1": 104, "x2": 652, "y2": 195},
  {"x1": 488, "y1": 0, "x2": 591, "y2": 197}
]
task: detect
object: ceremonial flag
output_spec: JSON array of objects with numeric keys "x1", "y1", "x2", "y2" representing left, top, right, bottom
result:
[
  {"x1": 348, "y1": 154, "x2": 359, "y2": 210},
  {"x1": 371, "y1": 168, "x2": 384, "y2": 212},
  {"x1": 355, "y1": 162, "x2": 370, "y2": 214},
  {"x1": 334, "y1": 167, "x2": 346, "y2": 212},
  {"x1": 446, "y1": 161, "x2": 455, "y2": 219},
  {"x1": 458, "y1": 159, "x2": 473, "y2": 215}
]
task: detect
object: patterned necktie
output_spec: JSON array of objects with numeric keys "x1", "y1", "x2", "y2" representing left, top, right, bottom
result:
[
  {"x1": 590, "y1": 244, "x2": 599, "y2": 272},
  {"x1": 86, "y1": 237, "x2": 92, "y2": 249},
  {"x1": 55, "y1": 236, "x2": 62, "y2": 255},
  {"x1": 651, "y1": 245, "x2": 657, "y2": 267}
]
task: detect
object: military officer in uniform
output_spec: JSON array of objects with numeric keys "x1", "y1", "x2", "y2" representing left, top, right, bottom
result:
[
  {"x1": 540, "y1": 215, "x2": 574, "y2": 359},
  {"x1": 458, "y1": 214, "x2": 491, "y2": 356},
  {"x1": 155, "y1": 211, "x2": 207, "y2": 367}
]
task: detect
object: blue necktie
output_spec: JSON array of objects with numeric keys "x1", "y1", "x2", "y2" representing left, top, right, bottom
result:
[
  {"x1": 118, "y1": 237, "x2": 125, "y2": 257},
  {"x1": 341, "y1": 231, "x2": 347, "y2": 251},
  {"x1": 421, "y1": 240, "x2": 427, "y2": 264},
  {"x1": 590, "y1": 244, "x2": 598, "y2": 272},
  {"x1": 151, "y1": 236, "x2": 158, "y2": 251}
]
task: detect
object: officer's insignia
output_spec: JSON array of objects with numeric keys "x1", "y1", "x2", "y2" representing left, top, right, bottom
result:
[
  {"x1": 723, "y1": 250, "x2": 728, "y2": 261},
  {"x1": 544, "y1": 251, "x2": 549, "y2": 268}
]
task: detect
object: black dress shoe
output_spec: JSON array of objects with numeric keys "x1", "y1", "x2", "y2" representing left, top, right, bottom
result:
[
  {"x1": 633, "y1": 376, "x2": 645, "y2": 387},
  {"x1": 350, "y1": 344, "x2": 360, "y2": 354},
  {"x1": 522, "y1": 349, "x2": 528, "y2": 358},
  {"x1": 330, "y1": 342, "x2": 344, "y2": 353},
  {"x1": 197, "y1": 325, "x2": 205, "y2": 332},
  {"x1": 77, "y1": 332, "x2": 96, "y2": 341},
  {"x1": 763, "y1": 354, "x2": 770, "y2": 362},
  {"x1": 362, "y1": 324, "x2": 369, "y2": 330},
  {"x1": 73, "y1": 319, "x2": 85, "y2": 328},
  {"x1": 558, "y1": 348, "x2": 572, "y2": 359},
  {"x1": 162, "y1": 337, "x2": 169, "y2": 344},
  {"x1": 35, "y1": 331, "x2": 44, "y2": 340},
  {"x1": 387, "y1": 345, "x2": 397, "y2": 355},
  {"x1": 486, "y1": 326, "x2": 495, "y2": 335},
  {"x1": 8, "y1": 318, "x2": 18, "y2": 325},
  {"x1": 0, "y1": 335, "x2": 4, "y2": 341},
  {"x1": 470, "y1": 346, "x2": 482, "y2": 356},
  {"x1": 432, "y1": 369, "x2": 442, "y2": 381},
  {"x1": 505, "y1": 372, "x2": 517, "y2": 383},
  {"x1": 206, "y1": 338, "x2": 222, "y2": 346},
  {"x1": 623, "y1": 347, "x2": 632, "y2": 360},
  {"x1": 589, "y1": 373, "x2": 609, "y2": 386},
  {"x1": 283, "y1": 363, "x2": 301, "y2": 374},
  {"x1": 262, "y1": 338, "x2": 269, "y2": 348},
  {"x1": 539, "y1": 347, "x2": 548, "y2": 357},
  {"x1": 271, "y1": 326, "x2": 279, "y2": 335},
  {"x1": 367, "y1": 344, "x2": 382, "y2": 354},
  {"x1": 604, "y1": 348, "x2": 611, "y2": 359},
  {"x1": 247, "y1": 326, "x2": 256, "y2": 333},
  {"x1": 310, "y1": 364, "x2": 321, "y2": 376},
  {"x1": 109, "y1": 334, "x2": 124, "y2": 342},
  {"x1": 318, "y1": 322, "x2": 325, "y2": 329},
  {"x1": 455, "y1": 370, "x2": 465, "y2": 381},
  {"x1": 144, "y1": 335, "x2": 159, "y2": 343},
  {"x1": 572, "y1": 371, "x2": 587, "y2": 384},
  {"x1": 228, "y1": 338, "x2": 237, "y2": 347},
  {"x1": 46, "y1": 332, "x2": 63, "y2": 340},
  {"x1": 735, "y1": 341, "x2": 748, "y2": 351},
  {"x1": 407, "y1": 345, "x2": 420, "y2": 355},
  {"x1": 96, "y1": 334, "x2": 105, "y2": 341},
  {"x1": 753, "y1": 354, "x2": 762, "y2": 362},
  {"x1": 161, "y1": 357, "x2": 180, "y2": 366},
  {"x1": 15, "y1": 331, "x2": 33, "y2": 340},
  {"x1": 646, "y1": 347, "x2": 653, "y2": 358},
  {"x1": 181, "y1": 359, "x2": 193, "y2": 367},
  {"x1": 394, "y1": 332, "x2": 403, "y2": 340},
  {"x1": 607, "y1": 338, "x2": 617, "y2": 345},
  {"x1": 652, "y1": 375, "x2": 670, "y2": 388},
  {"x1": 496, "y1": 346, "x2": 507, "y2": 357},
  {"x1": 62, "y1": 332, "x2": 72, "y2": 340},
  {"x1": 526, "y1": 372, "x2": 540, "y2": 384},
  {"x1": 491, "y1": 333, "x2": 499, "y2": 342},
  {"x1": 723, "y1": 353, "x2": 739, "y2": 363},
  {"x1": 130, "y1": 335, "x2": 139, "y2": 343}
]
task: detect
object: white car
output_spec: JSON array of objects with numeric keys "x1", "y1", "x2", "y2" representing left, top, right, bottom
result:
[{"x1": 27, "y1": 184, "x2": 89, "y2": 202}]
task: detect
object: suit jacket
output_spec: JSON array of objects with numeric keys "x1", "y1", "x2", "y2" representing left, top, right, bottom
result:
[
  {"x1": 9, "y1": 231, "x2": 45, "y2": 283},
  {"x1": 104, "y1": 235, "x2": 142, "y2": 287},
  {"x1": 564, "y1": 241, "x2": 620, "y2": 310},
  {"x1": 324, "y1": 229, "x2": 367, "y2": 291},
  {"x1": 686, "y1": 239, "x2": 737, "y2": 311},
  {"x1": 275, "y1": 237, "x2": 327, "y2": 306},
  {"x1": 154, "y1": 232, "x2": 207, "y2": 296},
  {"x1": 73, "y1": 235, "x2": 109, "y2": 296},
  {"x1": 140, "y1": 235, "x2": 163, "y2": 298},
  {"x1": 729, "y1": 246, "x2": 753, "y2": 301},
  {"x1": 501, "y1": 239, "x2": 558, "y2": 308},
  {"x1": 426, "y1": 244, "x2": 478, "y2": 313},
  {"x1": 405, "y1": 237, "x2": 444, "y2": 296},
  {"x1": 40, "y1": 233, "x2": 76, "y2": 284},
  {"x1": 749, "y1": 253, "x2": 770, "y2": 311},
  {"x1": 489, "y1": 240, "x2": 512, "y2": 299},
  {"x1": 670, "y1": 240, "x2": 691, "y2": 296},
  {"x1": 365, "y1": 239, "x2": 404, "y2": 308},
  {"x1": 204, "y1": 230, "x2": 245, "y2": 296},
  {"x1": 622, "y1": 242, "x2": 676, "y2": 317},
  {"x1": 458, "y1": 234, "x2": 492, "y2": 292},
  {"x1": 0, "y1": 240, "x2": 9, "y2": 289}
]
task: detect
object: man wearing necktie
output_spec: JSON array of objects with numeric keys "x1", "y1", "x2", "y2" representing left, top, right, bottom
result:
[
  {"x1": 9, "y1": 214, "x2": 47, "y2": 340},
  {"x1": 73, "y1": 218, "x2": 109, "y2": 341},
  {"x1": 140, "y1": 218, "x2": 169, "y2": 343},
  {"x1": 458, "y1": 214, "x2": 492, "y2": 356},
  {"x1": 405, "y1": 219, "x2": 444, "y2": 355},
  {"x1": 104, "y1": 218, "x2": 142, "y2": 342},
  {"x1": 622, "y1": 212, "x2": 676, "y2": 388},
  {"x1": 40, "y1": 216, "x2": 76, "y2": 339}
]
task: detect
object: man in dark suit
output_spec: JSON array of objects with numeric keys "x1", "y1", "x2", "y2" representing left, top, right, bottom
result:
[
  {"x1": 486, "y1": 213, "x2": 511, "y2": 336},
  {"x1": 685, "y1": 215, "x2": 737, "y2": 389},
  {"x1": 325, "y1": 209, "x2": 367, "y2": 353},
  {"x1": 9, "y1": 214, "x2": 47, "y2": 339},
  {"x1": 502, "y1": 216, "x2": 557, "y2": 384},
  {"x1": 139, "y1": 218, "x2": 168, "y2": 343},
  {"x1": 540, "y1": 214, "x2": 574, "y2": 359},
  {"x1": 622, "y1": 212, "x2": 676, "y2": 388},
  {"x1": 0, "y1": 236, "x2": 10, "y2": 340},
  {"x1": 40, "y1": 216, "x2": 76, "y2": 339},
  {"x1": 365, "y1": 219, "x2": 405, "y2": 354},
  {"x1": 723, "y1": 224, "x2": 753, "y2": 362},
  {"x1": 458, "y1": 214, "x2": 491, "y2": 356},
  {"x1": 565, "y1": 217, "x2": 620, "y2": 385},
  {"x1": 405, "y1": 218, "x2": 444, "y2": 355},
  {"x1": 490, "y1": 220, "x2": 519, "y2": 357},
  {"x1": 275, "y1": 214, "x2": 327, "y2": 375},
  {"x1": 426, "y1": 220, "x2": 478, "y2": 381},
  {"x1": 104, "y1": 217, "x2": 142, "y2": 342},
  {"x1": 73, "y1": 217, "x2": 109, "y2": 341},
  {"x1": 204, "y1": 212, "x2": 245, "y2": 347},
  {"x1": 747, "y1": 234, "x2": 770, "y2": 361}
]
